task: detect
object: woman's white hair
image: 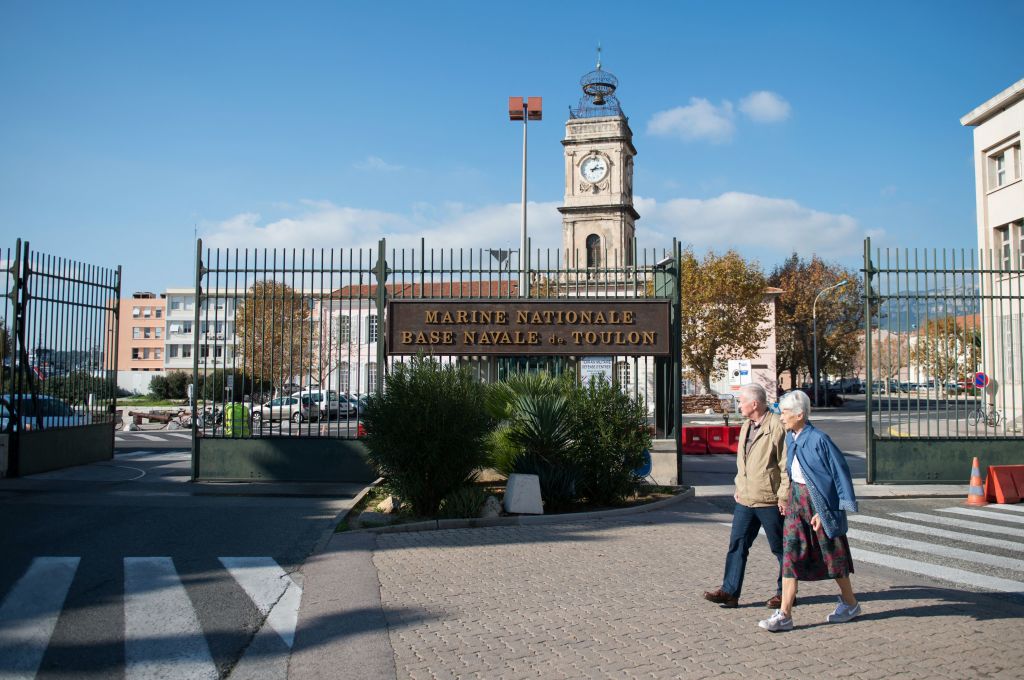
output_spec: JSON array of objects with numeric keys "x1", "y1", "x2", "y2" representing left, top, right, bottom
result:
[{"x1": 779, "y1": 389, "x2": 812, "y2": 416}]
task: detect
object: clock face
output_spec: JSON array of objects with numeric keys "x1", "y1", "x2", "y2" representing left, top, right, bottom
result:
[{"x1": 580, "y1": 156, "x2": 608, "y2": 183}]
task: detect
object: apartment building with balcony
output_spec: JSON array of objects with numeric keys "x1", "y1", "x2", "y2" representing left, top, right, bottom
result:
[{"x1": 164, "y1": 288, "x2": 238, "y2": 374}]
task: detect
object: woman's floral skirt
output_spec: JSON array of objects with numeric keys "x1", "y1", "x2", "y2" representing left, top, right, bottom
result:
[{"x1": 782, "y1": 482, "x2": 854, "y2": 580}]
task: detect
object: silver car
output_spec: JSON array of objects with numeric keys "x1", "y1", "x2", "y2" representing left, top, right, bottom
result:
[
  {"x1": 1, "y1": 394, "x2": 91, "y2": 432},
  {"x1": 251, "y1": 395, "x2": 320, "y2": 424}
]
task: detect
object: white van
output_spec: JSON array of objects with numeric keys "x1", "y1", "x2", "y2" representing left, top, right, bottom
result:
[{"x1": 290, "y1": 389, "x2": 341, "y2": 418}]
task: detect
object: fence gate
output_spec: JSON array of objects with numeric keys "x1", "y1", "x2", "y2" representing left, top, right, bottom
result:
[
  {"x1": 1, "y1": 239, "x2": 121, "y2": 477},
  {"x1": 190, "y1": 238, "x2": 681, "y2": 483},
  {"x1": 863, "y1": 237, "x2": 1024, "y2": 482}
]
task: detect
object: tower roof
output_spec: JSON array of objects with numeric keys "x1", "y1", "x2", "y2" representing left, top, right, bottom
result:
[{"x1": 571, "y1": 46, "x2": 624, "y2": 119}]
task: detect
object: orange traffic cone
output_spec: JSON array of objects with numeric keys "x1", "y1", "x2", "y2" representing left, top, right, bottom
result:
[{"x1": 966, "y1": 456, "x2": 988, "y2": 507}]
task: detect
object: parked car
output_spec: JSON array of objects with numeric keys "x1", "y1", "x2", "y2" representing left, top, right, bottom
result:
[
  {"x1": 0, "y1": 394, "x2": 91, "y2": 432},
  {"x1": 251, "y1": 395, "x2": 320, "y2": 424},
  {"x1": 790, "y1": 386, "x2": 844, "y2": 408},
  {"x1": 291, "y1": 388, "x2": 342, "y2": 418}
]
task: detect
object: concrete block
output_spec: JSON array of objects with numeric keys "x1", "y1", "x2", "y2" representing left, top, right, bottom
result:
[{"x1": 503, "y1": 473, "x2": 543, "y2": 515}]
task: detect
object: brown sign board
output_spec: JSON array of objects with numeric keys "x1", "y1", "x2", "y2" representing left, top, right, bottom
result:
[{"x1": 387, "y1": 299, "x2": 671, "y2": 356}]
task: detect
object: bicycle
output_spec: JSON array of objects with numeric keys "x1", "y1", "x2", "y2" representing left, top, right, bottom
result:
[{"x1": 968, "y1": 405, "x2": 1002, "y2": 428}]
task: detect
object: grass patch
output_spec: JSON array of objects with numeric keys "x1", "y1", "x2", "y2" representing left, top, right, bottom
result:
[
  {"x1": 118, "y1": 397, "x2": 187, "y2": 407},
  {"x1": 335, "y1": 484, "x2": 391, "y2": 532}
]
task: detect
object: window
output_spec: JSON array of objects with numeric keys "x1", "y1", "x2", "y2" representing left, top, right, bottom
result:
[
  {"x1": 367, "y1": 362, "x2": 378, "y2": 391},
  {"x1": 368, "y1": 315, "x2": 379, "y2": 343},
  {"x1": 998, "y1": 225, "x2": 1012, "y2": 270},
  {"x1": 143, "y1": 348, "x2": 151, "y2": 360},
  {"x1": 168, "y1": 345, "x2": 179, "y2": 358},
  {"x1": 339, "y1": 361, "x2": 350, "y2": 392},
  {"x1": 133, "y1": 327, "x2": 141, "y2": 339},
  {"x1": 132, "y1": 307, "x2": 141, "y2": 318},
  {"x1": 132, "y1": 348, "x2": 140, "y2": 360},
  {"x1": 338, "y1": 316, "x2": 351, "y2": 343},
  {"x1": 143, "y1": 307, "x2": 151, "y2": 318},
  {"x1": 155, "y1": 308, "x2": 163, "y2": 318},
  {"x1": 143, "y1": 327, "x2": 152, "y2": 339},
  {"x1": 182, "y1": 345, "x2": 192, "y2": 358},
  {"x1": 1018, "y1": 220, "x2": 1024, "y2": 269},
  {"x1": 170, "y1": 298, "x2": 183, "y2": 311},
  {"x1": 988, "y1": 143, "x2": 1021, "y2": 190},
  {"x1": 155, "y1": 327, "x2": 163, "y2": 339},
  {"x1": 1001, "y1": 314, "x2": 1022, "y2": 377},
  {"x1": 586, "y1": 234, "x2": 601, "y2": 268},
  {"x1": 154, "y1": 349, "x2": 162, "y2": 360},
  {"x1": 615, "y1": 360, "x2": 631, "y2": 390}
]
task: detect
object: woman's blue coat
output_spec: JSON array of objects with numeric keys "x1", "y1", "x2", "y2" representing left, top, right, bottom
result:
[{"x1": 785, "y1": 422, "x2": 858, "y2": 538}]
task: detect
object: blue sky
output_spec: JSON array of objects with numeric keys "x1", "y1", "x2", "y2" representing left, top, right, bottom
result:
[{"x1": 1, "y1": 1, "x2": 1021, "y2": 293}]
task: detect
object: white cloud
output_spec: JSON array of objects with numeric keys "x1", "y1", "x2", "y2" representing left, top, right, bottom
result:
[
  {"x1": 647, "y1": 98, "x2": 736, "y2": 143},
  {"x1": 201, "y1": 193, "x2": 873, "y2": 267},
  {"x1": 201, "y1": 200, "x2": 563, "y2": 254},
  {"x1": 738, "y1": 91, "x2": 791, "y2": 123},
  {"x1": 354, "y1": 155, "x2": 403, "y2": 172},
  {"x1": 635, "y1": 192, "x2": 875, "y2": 262}
]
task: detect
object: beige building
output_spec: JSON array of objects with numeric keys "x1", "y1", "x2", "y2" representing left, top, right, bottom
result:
[
  {"x1": 114, "y1": 292, "x2": 166, "y2": 393},
  {"x1": 961, "y1": 77, "x2": 1024, "y2": 429}
]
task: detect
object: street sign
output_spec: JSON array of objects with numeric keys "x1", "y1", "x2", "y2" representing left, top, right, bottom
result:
[
  {"x1": 973, "y1": 372, "x2": 990, "y2": 389},
  {"x1": 728, "y1": 359, "x2": 752, "y2": 390}
]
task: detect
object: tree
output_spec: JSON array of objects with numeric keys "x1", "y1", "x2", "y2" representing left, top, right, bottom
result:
[
  {"x1": 235, "y1": 281, "x2": 312, "y2": 389},
  {"x1": 911, "y1": 316, "x2": 981, "y2": 384},
  {"x1": 679, "y1": 249, "x2": 770, "y2": 393},
  {"x1": 857, "y1": 330, "x2": 911, "y2": 384},
  {"x1": 768, "y1": 254, "x2": 863, "y2": 389}
]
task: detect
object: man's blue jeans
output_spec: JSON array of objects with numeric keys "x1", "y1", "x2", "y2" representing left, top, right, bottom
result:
[{"x1": 721, "y1": 503, "x2": 785, "y2": 599}]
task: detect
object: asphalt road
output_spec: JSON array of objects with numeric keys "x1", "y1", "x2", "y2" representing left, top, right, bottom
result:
[{"x1": 0, "y1": 449, "x2": 362, "y2": 679}]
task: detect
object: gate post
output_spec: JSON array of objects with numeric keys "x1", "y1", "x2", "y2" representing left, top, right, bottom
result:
[
  {"x1": 6, "y1": 239, "x2": 22, "y2": 476},
  {"x1": 863, "y1": 237, "x2": 875, "y2": 484},
  {"x1": 374, "y1": 238, "x2": 388, "y2": 394},
  {"x1": 191, "y1": 239, "x2": 204, "y2": 481}
]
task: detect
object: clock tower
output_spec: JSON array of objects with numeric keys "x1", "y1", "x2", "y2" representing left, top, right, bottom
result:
[{"x1": 559, "y1": 55, "x2": 638, "y2": 269}]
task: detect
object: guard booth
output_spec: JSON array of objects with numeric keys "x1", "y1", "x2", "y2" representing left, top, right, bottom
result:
[
  {"x1": 1, "y1": 239, "x2": 121, "y2": 477},
  {"x1": 863, "y1": 237, "x2": 1024, "y2": 482},
  {"x1": 189, "y1": 238, "x2": 681, "y2": 482}
]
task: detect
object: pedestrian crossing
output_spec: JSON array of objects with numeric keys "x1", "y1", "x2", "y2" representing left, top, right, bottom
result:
[
  {"x1": 0, "y1": 556, "x2": 301, "y2": 679},
  {"x1": 116, "y1": 431, "x2": 192, "y2": 443},
  {"x1": 848, "y1": 504, "x2": 1024, "y2": 596}
]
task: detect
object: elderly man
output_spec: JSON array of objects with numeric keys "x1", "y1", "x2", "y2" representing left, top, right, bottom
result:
[{"x1": 703, "y1": 383, "x2": 790, "y2": 609}]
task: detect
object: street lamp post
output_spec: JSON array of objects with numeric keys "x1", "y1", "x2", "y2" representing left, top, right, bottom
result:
[
  {"x1": 813, "y1": 279, "x2": 848, "y2": 407},
  {"x1": 508, "y1": 96, "x2": 541, "y2": 297}
]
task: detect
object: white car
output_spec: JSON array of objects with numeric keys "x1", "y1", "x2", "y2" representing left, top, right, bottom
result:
[
  {"x1": 1, "y1": 394, "x2": 91, "y2": 432},
  {"x1": 291, "y1": 389, "x2": 344, "y2": 418}
]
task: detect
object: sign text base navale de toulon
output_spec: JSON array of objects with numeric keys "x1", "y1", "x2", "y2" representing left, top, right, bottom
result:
[{"x1": 387, "y1": 300, "x2": 670, "y2": 356}]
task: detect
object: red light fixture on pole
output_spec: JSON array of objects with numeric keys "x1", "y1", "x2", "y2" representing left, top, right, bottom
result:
[{"x1": 509, "y1": 96, "x2": 542, "y2": 297}]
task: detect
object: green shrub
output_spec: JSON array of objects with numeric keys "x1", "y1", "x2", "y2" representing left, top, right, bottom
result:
[
  {"x1": 512, "y1": 452, "x2": 579, "y2": 512},
  {"x1": 486, "y1": 425, "x2": 520, "y2": 478},
  {"x1": 362, "y1": 356, "x2": 495, "y2": 516},
  {"x1": 437, "y1": 484, "x2": 490, "y2": 519},
  {"x1": 566, "y1": 376, "x2": 650, "y2": 506}
]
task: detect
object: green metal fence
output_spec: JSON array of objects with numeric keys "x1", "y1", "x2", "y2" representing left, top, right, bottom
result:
[
  {"x1": 864, "y1": 237, "x2": 1024, "y2": 482},
  {"x1": 1, "y1": 239, "x2": 121, "y2": 477},
  {"x1": 191, "y1": 238, "x2": 681, "y2": 482}
]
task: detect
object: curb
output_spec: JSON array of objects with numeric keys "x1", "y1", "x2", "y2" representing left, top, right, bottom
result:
[
  {"x1": 351, "y1": 486, "x2": 696, "y2": 535},
  {"x1": 311, "y1": 478, "x2": 383, "y2": 554}
]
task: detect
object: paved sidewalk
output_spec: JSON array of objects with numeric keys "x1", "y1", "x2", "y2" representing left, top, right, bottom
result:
[{"x1": 290, "y1": 499, "x2": 1024, "y2": 679}]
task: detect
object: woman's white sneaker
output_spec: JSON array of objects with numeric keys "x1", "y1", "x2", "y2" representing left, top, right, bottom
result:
[
  {"x1": 758, "y1": 609, "x2": 793, "y2": 632},
  {"x1": 826, "y1": 598, "x2": 862, "y2": 623}
]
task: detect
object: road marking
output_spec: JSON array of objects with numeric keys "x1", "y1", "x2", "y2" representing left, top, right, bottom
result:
[
  {"x1": 847, "y1": 528, "x2": 1024, "y2": 571},
  {"x1": 851, "y1": 547, "x2": 1024, "y2": 594},
  {"x1": 848, "y1": 515, "x2": 1024, "y2": 552},
  {"x1": 893, "y1": 512, "x2": 1024, "y2": 538},
  {"x1": 166, "y1": 432, "x2": 192, "y2": 439},
  {"x1": 986, "y1": 504, "x2": 1024, "y2": 514},
  {"x1": 938, "y1": 507, "x2": 1024, "y2": 525},
  {"x1": 124, "y1": 557, "x2": 218, "y2": 680},
  {"x1": 0, "y1": 557, "x2": 80, "y2": 680},
  {"x1": 220, "y1": 557, "x2": 301, "y2": 648},
  {"x1": 127, "y1": 433, "x2": 166, "y2": 442}
]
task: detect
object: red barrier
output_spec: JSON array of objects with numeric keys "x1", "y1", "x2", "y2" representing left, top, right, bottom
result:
[
  {"x1": 707, "y1": 426, "x2": 736, "y2": 454},
  {"x1": 681, "y1": 426, "x2": 709, "y2": 454},
  {"x1": 984, "y1": 464, "x2": 1024, "y2": 504},
  {"x1": 728, "y1": 425, "x2": 742, "y2": 452}
]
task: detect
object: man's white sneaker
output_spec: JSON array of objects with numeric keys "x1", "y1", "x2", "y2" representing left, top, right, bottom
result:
[
  {"x1": 758, "y1": 609, "x2": 793, "y2": 632},
  {"x1": 826, "y1": 598, "x2": 862, "y2": 623}
]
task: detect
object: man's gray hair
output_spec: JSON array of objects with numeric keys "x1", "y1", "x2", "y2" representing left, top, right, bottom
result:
[
  {"x1": 779, "y1": 389, "x2": 811, "y2": 416},
  {"x1": 738, "y1": 383, "x2": 767, "y2": 406}
]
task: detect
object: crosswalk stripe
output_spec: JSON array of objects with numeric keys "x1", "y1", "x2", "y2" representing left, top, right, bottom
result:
[
  {"x1": 220, "y1": 557, "x2": 301, "y2": 648},
  {"x1": 124, "y1": 557, "x2": 218, "y2": 680},
  {"x1": 986, "y1": 504, "x2": 1024, "y2": 514},
  {"x1": 0, "y1": 557, "x2": 80, "y2": 680},
  {"x1": 128, "y1": 434, "x2": 166, "y2": 442},
  {"x1": 938, "y1": 507, "x2": 1024, "y2": 525},
  {"x1": 893, "y1": 512, "x2": 1024, "y2": 538},
  {"x1": 847, "y1": 528, "x2": 1024, "y2": 572},
  {"x1": 166, "y1": 432, "x2": 192, "y2": 439},
  {"x1": 848, "y1": 515, "x2": 1024, "y2": 552},
  {"x1": 851, "y1": 547, "x2": 1024, "y2": 594}
]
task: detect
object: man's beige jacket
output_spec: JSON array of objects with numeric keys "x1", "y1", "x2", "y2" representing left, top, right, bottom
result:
[{"x1": 734, "y1": 411, "x2": 790, "y2": 507}]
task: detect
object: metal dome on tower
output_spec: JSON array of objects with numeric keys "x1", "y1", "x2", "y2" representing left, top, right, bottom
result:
[{"x1": 571, "y1": 45, "x2": 624, "y2": 119}]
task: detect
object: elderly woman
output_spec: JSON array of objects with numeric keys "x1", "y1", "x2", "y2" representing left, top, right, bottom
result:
[{"x1": 758, "y1": 389, "x2": 860, "y2": 632}]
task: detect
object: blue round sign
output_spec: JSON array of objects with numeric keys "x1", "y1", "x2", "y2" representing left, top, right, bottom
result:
[{"x1": 973, "y1": 372, "x2": 989, "y2": 389}]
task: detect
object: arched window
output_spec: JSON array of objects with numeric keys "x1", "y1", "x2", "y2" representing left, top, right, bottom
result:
[
  {"x1": 615, "y1": 360, "x2": 631, "y2": 391},
  {"x1": 586, "y1": 234, "x2": 601, "y2": 268},
  {"x1": 339, "y1": 361, "x2": 350, "y2": 392}
]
